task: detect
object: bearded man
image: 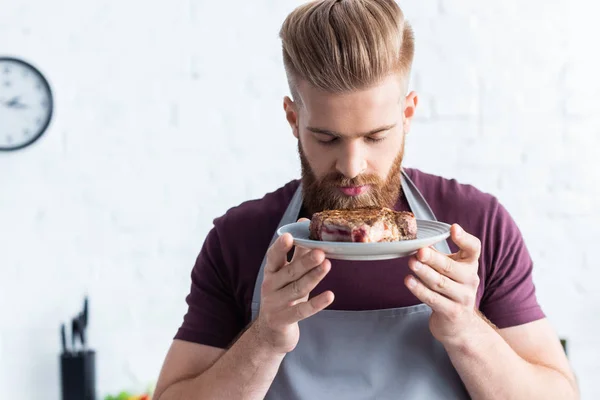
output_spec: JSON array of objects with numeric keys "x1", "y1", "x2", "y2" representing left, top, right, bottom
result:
[{"x1": 153, "y1": 1, "x2": 578, "y2": 399}]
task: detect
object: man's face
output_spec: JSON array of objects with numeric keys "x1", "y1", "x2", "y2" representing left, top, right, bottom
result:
[{"x1": 284, "y1": 73, "x2": 418, "y2": 215}]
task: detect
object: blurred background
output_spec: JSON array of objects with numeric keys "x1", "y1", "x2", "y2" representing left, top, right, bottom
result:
[{"x1": 1, "y1": 0, "x2": 598, "y2": 399}]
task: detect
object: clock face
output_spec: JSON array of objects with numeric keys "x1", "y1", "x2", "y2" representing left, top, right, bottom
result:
[{"x1": 0, "y1": 57, "x2": 53, "y2": 151}]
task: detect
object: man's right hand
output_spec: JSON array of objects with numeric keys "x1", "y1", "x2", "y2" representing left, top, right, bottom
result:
[
  {"x1": 154, "y1": 219, "x2": 334, "y2": 400},
  {"x1": 253, "y1": 218, "x2": 334, "y2": 354}
]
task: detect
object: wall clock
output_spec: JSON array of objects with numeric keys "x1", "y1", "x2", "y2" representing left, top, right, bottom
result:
[{"x1": 0, "y1": 56, "x2": 54, "y2": 151}]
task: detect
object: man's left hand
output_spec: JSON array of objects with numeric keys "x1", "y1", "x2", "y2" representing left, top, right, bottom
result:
[{"x1": 404, "y1": 223, "x2": 482, "y2": 345}]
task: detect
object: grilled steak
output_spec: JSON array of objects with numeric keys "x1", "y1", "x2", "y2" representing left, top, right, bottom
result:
[{"x1": 309, "y1": 207, "x2": 417, "y2": 242}]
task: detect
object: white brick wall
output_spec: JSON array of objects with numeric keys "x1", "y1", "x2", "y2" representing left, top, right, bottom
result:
[{"x1": 1, "y1": 0, "x2": 598, "y2": 398}]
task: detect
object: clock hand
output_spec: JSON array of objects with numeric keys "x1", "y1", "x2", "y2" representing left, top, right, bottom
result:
[
  {"x1": 6, "y1": 97, "x2": 28, "y2": 109},
  {"x1": 6, "y1": 96, "x2": 19, "y2": 106}
]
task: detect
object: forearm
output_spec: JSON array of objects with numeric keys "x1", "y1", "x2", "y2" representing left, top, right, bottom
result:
[
  {"x1": 158, "y1": 323, "x2": 284, "y2": 400},
  {"x1": 444, "y1": 316, "x2": 578, "y2": 400}
]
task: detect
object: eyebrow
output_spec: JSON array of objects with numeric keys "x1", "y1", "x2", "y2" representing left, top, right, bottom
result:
[{"x1": 306, "y1": 124, "x2": 397, "y2": 138}]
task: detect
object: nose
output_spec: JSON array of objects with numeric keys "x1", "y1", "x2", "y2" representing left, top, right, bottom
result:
[{"x1": 335, "y1": 139, "x2": 367, "y2": 179}]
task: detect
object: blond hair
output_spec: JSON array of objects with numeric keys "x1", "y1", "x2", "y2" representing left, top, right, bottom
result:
[{"x1": 279, "y1": 0, "x2": 415, "y2": 101}]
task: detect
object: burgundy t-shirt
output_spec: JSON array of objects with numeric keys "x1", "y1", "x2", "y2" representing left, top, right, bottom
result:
[{"x1": 174, "y1": 168, "x2": 545, "y2": 349}]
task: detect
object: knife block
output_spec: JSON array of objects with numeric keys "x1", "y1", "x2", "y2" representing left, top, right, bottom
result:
[{"x1": 60, "y1": 350, "x2": 96, "y2": 400}]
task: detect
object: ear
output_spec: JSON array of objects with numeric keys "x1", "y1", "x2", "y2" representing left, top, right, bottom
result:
[
  {"x1": 283, "y1": 96, "x2": 300, "y2": 138},
  {"x1": 403, "y1": 91, "x2": 418, "y2": 133}
]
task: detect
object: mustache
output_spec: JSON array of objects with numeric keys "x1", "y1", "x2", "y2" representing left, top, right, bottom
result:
[{"x1": 318, "y1": 172, "x2": 382, "y2": 187}]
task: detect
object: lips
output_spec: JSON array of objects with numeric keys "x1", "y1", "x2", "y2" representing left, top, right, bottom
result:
[{"x1": 339, "y1": 185, "x2": 370, "y2": 196}]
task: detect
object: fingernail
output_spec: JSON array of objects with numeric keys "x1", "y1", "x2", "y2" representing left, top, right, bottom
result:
[
  {"x1": 455, "y1": 225, "x2": 463, "y2": 237},
  {"x1": 418, "y1": 249, "x2": 428, "y2": 262},
  {"x1": 413, "y1": 261, "x2": 422, "y2": 271},
  {"x1": 320, "y1": 292, "x2": 334, "y2": 306},
  {"x1": 407, "y1": 276, "x2": 417, "y2": 288}
]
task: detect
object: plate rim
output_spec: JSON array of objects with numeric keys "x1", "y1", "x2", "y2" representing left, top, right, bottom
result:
[{"x1": 276, "y1": 219, "x2": 452, "y2": 249}]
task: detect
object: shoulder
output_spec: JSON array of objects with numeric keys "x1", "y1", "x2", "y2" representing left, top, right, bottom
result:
[
  {"x1": 404, "y1": 167, "x2": 502, "y2": 223},
  {"x1": 405, "y1": 168, "x2": 534, "y2": 295},
  {"x1": 215, "y1": 179, "x2": 301, "y2": 232},
  {"x1": 403, "y1": 167, "x2": 525, "y2": 269},
  {"x1": 211, "y1": 179, "x2": 301, "y2": 265}
]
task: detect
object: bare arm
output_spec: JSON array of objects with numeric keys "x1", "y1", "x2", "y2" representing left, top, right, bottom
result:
[
  {"x1": 154, "y1": 228, "x2": 333, "y2": 400},
  {"x1": 153, "y1": 341, "x2": 223, "y2": 400},
  {"x1": 153, "y1": 326, "x2": 285, "y2": 400},
  {"x1": 444, "y1": 316, "x2": 578, "y2": 400}
]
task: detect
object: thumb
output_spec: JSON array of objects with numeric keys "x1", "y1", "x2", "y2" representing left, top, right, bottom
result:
[{"x1": 291, "y1": 217, "x2": 311, "y2": 262}]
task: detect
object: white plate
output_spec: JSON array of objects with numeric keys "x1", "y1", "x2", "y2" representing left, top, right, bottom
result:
[{"x1": 277, "y1": 220, "x2": 451, "y2": 261}]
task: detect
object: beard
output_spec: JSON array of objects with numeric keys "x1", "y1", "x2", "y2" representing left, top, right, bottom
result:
[{"x1": 298, "y1": 139, "x2": 405, "y2": 217}]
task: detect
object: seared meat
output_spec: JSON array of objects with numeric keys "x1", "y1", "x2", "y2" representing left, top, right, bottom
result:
[{"x1": 309, "y1": 207, "x2": 417, "y2": 242}]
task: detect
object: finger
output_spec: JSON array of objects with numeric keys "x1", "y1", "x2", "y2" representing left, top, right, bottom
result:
[
  {"x1": 408, "y1": 257, "x2": 465, "y2": 303},
  {"x1": 273, "y1": 259, "x2": 331, "y2": 307},
  {"x1": 404, "y1": 275, "x2": 455, "y2": 315},
  {"x1": 291, "y1": 218, "x2": 311, "y2": 262},
  {"x1": 272, "y1": 249, "x2": 326, "y2": 290},
  {"x1": 265, "y1": 233, "x2": 294, "y2": 273},
  {"x1": 291, "y1": 245, "x2": 311, "y2": 263},
  {"x1": 450, "y1": 224, "x2": 481, "y2": 262},
  {"x1": 415, "y1": 247, "x2": 470, "y2": 284},
  {"x1": 276, "y1": 290, "x2": 335, "y2": 325}
]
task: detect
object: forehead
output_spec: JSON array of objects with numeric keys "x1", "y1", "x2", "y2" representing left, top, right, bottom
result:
[{"x1": 297, "y1": 74, "x2": 404, "y2": 133}]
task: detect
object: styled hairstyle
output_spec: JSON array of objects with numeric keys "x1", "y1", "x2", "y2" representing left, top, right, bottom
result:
[{"x1": 279, "y1": 0, "x2": 415, "y2": 102}]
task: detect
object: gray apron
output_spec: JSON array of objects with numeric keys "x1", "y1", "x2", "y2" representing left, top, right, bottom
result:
[{"x1": 250, "y1": 170, "x2": 469, "y2": 399}]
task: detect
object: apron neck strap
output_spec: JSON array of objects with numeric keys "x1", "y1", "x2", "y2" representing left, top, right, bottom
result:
[{"x1": 401, "y1": 169, "x2": 451, "y2": 255}]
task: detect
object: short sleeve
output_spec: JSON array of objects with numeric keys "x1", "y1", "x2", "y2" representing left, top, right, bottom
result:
[
  {"x1": 479, "y1": 202, "x2": 546, "y2": 329},
  {"x1": 174, "y1": 225, "x2": 245, "y2": 349}
]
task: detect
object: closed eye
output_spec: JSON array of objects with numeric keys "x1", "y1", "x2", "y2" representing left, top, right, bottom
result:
[
  {"x1": 317, "y1": 136, "x2": 387, "y2": 145},
  {"x1": 366, "y1": 136, "x2": 386, "y2": 143},
  {"x1": 308, "y1": 124, "x2": 396, "y2": 145},
  {"x1": 314, "y1": 133, "x2": 339, "y2": 145},
  {"x1": 314, "y1": 132, "x2": 388, "y2": 145},
  {"x1": 318, "y1": 137, "x2": 338, "y2": 145}
]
